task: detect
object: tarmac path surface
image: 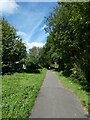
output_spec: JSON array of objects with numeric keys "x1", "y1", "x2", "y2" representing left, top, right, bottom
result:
[{"x1": 29, "y1": 70, "x2": 88, "y2": 118}]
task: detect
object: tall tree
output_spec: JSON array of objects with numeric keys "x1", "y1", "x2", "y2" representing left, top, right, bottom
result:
[
  {"x1": 2, "y1": 18, "x2": 27, "y2": 74},
  {"x1": 43, "y1": 2, "x2": 90, "y2": 90}
]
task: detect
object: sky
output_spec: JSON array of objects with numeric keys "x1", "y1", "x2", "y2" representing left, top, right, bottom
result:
[{"x1": 0, "y1": 0, "x2": 58, "y2": 51}]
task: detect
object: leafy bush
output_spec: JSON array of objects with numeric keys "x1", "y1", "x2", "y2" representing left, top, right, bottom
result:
[{"x1": 70, "y1": 63, "x2": 88, "y2": 91}]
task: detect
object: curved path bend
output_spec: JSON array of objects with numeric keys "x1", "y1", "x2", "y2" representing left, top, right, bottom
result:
[{"x1": 29, "y1": 70, "x2": 88, "y2": 119}]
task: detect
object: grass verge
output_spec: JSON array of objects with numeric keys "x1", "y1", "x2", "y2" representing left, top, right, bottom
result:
[
  {"x1": 2, "y1": 68, "x2": 47, "y2": 118},
  {"x1": 55, "y1": 71, "x2": 89, "y2": 114}
]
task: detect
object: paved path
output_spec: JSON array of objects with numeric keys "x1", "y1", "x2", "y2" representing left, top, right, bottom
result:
[{"x1": 29, "y1": 70, "x2": 88, "y2": 118}]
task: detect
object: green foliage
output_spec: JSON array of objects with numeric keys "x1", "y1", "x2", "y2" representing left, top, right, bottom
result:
[
  {"x1": 2, "y1": 69, "x2": 47, "y2": 118},
  {"x1": 39, "y1": 46, "x2": 51, "y2": 68},
  {"x1": 71, "y1": 63, "x2": 86, "y2": 83},
  {"x1": 28, "y1": 47, "x2": 41, "y2": 66},
  {"x1": 2, "y1": 18, "x2": 27, "y2": 74},
  {"x1": 43, "y1": 2, "x2": 90, "y2": 91},
  {"x1": 25, "y1": 47, "x2": 42, "y2": 72}
]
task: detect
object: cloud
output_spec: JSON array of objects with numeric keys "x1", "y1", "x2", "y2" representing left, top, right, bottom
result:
[
  {"x1": 17, "y1": 30, "x2": 45, "y2": 51},
  {"x1": 0, "y1": 0, "x2": 19, "y2": 15},
  {"x1": 17, "y1": 31, "x2": 30, "y2": 42},
  {"x1": 25, "y1": 42, "x2": 45, "y2": 52},
  {"x1": 17, "y1": 31, "x2": 27, "y2": 38},
  {"x1": 26, "y1": 42, "x2": 45, "y2": 49}
]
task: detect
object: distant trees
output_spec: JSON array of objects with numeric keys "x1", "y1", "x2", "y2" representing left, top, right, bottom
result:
[
  {"x1": 25, "y1": 47, "x2": 42, "y2": 72},
  {"x1": 39, "y1": 44, "x2": 51, "y2": 68},
  {"x1": 2, "y1": 18, "x2": 27, "y2": 74},
  {"x1": 41, "y1": 2, "x2": 90, "y2": 91}
]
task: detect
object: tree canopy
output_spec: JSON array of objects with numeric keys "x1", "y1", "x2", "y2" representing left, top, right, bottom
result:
[
  {"x1": 40, "y1": 2, "x2": 90, "y2": 91},
  {"x1": 2, "y1": 18, "x2": 27, "y2": 74}
]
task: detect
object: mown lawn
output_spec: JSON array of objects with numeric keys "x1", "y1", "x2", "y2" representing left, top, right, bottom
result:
[
  {"x1": 55, "y1": 71, "x2": 89, "y2": 114},
  {"x1": 2, "y1": 69, "x2": 47, "y2": 118}
]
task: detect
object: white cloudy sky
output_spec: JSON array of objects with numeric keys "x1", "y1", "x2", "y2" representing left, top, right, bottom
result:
[{"x1": 0, "y1": 0, "x2": 58, "y2": 51}]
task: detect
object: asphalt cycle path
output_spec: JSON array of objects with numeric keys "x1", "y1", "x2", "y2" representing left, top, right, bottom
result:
[{"x1": 29, "y1": 70, "x2": 88, "y2": 118}]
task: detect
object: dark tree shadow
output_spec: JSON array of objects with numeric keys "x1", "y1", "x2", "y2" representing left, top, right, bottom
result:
[{"x1": 25, "y1": 68, "x2": 40, "y2": 74}]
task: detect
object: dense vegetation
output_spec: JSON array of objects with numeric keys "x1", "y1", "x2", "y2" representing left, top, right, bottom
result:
[
  {"x1": 40, "y1": 2, "x2": 90, "y2": 92},
  {"x1": 2, "y1": 18, "x2": 27, "y2": 74},
  {"x1": 2, "y1": 69, "x2": 47, "y2": 118},
  {"x1": 25, "y1": 47, "x2": 42, "y2": 73}
]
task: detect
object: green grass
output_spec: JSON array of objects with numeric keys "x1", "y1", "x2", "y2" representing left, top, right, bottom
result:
[
  {"x1": 0, "y1": 75, "x2": 2, "y2": 119},
  {"x1": 55, "y1": 71, "x2": 89, "y2": 114},
  {"x1": 2, "y1": 69, "x2": 47, "y2": 118}
]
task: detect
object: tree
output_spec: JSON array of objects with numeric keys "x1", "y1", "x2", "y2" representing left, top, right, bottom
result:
[
  {"x1": 0, "y1": 19, "x2": 2, "y2": 74},
  {"x1": 25, "y1": 47, "x2": 42, "y2": 72},
  {"x1": 44, "y1": 2, "x2": 90, "y2": 90},
  {"x1": 2, "y1": 18, "x2": 27, "y2": 74}
]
